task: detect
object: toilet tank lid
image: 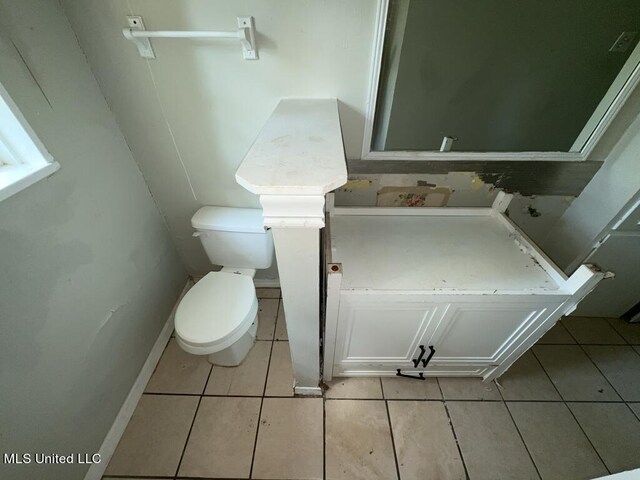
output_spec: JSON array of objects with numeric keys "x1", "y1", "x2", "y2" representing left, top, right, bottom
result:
[{"x1": 192, "y1": 207, "x2": 266, "y2": 233}]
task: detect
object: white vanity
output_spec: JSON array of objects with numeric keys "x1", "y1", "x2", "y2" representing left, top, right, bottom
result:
[{"x1": 323, "y1": 193, "x2": 604, "y2": 382}]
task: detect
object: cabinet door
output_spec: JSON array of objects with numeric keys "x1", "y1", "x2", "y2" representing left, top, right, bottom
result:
[
  {"x1": 425, "y1": 300, "x2": 557, "y2": 366},
  {"x1": 334, "y1": 294, "x2": 446, "y2": 367}
]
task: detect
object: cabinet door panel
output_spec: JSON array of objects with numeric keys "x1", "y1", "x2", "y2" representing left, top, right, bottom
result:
[
  {"x1": 335, "y1": 296, "x2": 445, "y2": 365},
  {"x1": 428, "y1": 303, "x2": 552, "y2": 364}
]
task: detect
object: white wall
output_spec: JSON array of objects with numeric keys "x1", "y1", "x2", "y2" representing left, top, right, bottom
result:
[
  {"x1": 542, "y1": 103, "x2": 640, "y2": 271},
  {"x1": 62, "y1": 0, "x2": 378, "y2": 276},
  {"x1": 0, "y1": 1, "x2": 187, "y2": 479}
]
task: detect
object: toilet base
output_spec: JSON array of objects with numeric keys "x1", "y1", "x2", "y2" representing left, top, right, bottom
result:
[{"x1": 207, "y1": 314, "x2": 258, "y2": 366}]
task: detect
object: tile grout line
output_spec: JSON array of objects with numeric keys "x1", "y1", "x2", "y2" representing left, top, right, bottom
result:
[
  {"x1": 139, "y1": 391, "x2": 633, "y2": 403},
  {"x1": 576, "y1": 343, "x2": 625, "y2": 401},
  {"x1": 532, "y1": 342, "x2": 611, "y2": 475},
  {"x1": 382, "y1": 378, "x2": 402, "y2": 480},
  {"x1": 497, "y1": 382, "x2": 544, "y2": 480},
  {"x1": 561, "y1": 323, "x2": 616, "y2": 473},
  {"x1": 564, "y1": 401, "x2": 611, "y2": 475},
  {"x1": 172, "y1": 394, "x2": 204, "y2": 478},
  {"x1": 535, "y1": 333, "x2": 624, "y2": 402},
  {"x1": 436, "y1": 378, "x2": 471, "y2": 480},
  {"x1": 562, "y1": 317, "x2": 630, "y2": 347},
  {"x1": 605, "y1": 317, "x2": 634, "y2": 347},
  {"x1": 323, "y1": 395, "x2": 327, "y2": 480},
  {"x1": 249, "y1": 338, "x2": 275, "y2": 479},
  {"x1": 171, "y1": 347, "x2": 214, "y2": 478},
  {"x1": 627, "y1": 402, "x2": 640, "y2": 422}
]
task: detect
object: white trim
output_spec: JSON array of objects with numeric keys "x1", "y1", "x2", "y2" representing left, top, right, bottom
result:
[
  {"x1": 362, "y1": 0, "x2": 640, "y2": 162},
  {"x1": 571, "y1": 39, "x2": 640, "y2": 152},
  {"x1": 360, "y1": 0, "x2": 389, "y2": 161},
  {"x1": 83, "y1": 279, "x2": 192, "y2": 480},
  {"x1": 293, "y1": 386, "x2": 323, "y2": 396},
  {"x1": 0, "y1": 162, "x2": 60, "y2": 202},
  {"x1": 253, "y1": 277, "x2": 280, "y2": 288},
  {"x1": 323, "y1": 265, "x2": 342, "y2": 382},
  {"x1": 0, "y1": 81, "x2": 59, "y2": 200},
  {"x1": 331, "y1": 206, "x2": 495, "y2": 217}
]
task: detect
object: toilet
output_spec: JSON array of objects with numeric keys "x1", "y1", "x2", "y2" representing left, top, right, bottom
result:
[{"x1": 174, "y1": 206, "x2": 274, "y2": 366}]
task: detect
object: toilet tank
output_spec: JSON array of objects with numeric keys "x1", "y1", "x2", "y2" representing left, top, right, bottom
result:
[{"x1": 192, "y1": 207, "x2": 274, "y2": 269}]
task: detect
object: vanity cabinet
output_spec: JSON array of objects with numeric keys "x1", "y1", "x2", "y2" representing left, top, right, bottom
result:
[{"x1": 323, "y1": 193, "x2": 604, "y2": 381}]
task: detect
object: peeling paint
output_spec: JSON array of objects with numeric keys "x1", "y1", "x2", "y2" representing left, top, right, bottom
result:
[
  {"x1": 470, "y1": 176, "x2": 485, "y2": 191},
  {"x1": 342, "y1": 179, "x2": 372, "y2": 190},
  {"x1": 377, "y1": 186, "x2": 451, "y2": 207}
]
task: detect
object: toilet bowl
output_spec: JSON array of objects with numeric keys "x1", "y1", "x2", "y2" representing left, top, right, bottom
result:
[
  {"x1": 173, "y1": 205, "x2": 274, "y2": 365},
  {"x1": 175, "y1": 270, "x2": 259, "y2": 366}
]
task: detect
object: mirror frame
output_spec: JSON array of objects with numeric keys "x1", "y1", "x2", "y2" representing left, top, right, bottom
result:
[{"x1": 362, "y1": 0, "x2": 640, "y2": 162}]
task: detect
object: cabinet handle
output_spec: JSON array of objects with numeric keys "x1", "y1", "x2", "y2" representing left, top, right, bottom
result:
[
  {"x1": 396, "y1": 369, "x2": 425, "y2": 380},
  {"x1": 412, "y1": 345, "x2": 436, "y2": 368},
  {"x1": 421, "y1": 345, "x2": 436, "y2": 368},
  {"x1": 412, "y1": 345, "x2": 427, "y2": 368}
]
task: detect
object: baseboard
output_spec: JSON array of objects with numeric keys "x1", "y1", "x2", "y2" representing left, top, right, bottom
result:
[
  {"x1": 84, "y1": 279, "x2": 193, "y2": 480},
  {"x1": 253, "y1": 278, "x2": 281, "y2": 288},
  {"x1": 293, "y1": 386, "x2": 323, "y2": 396}
]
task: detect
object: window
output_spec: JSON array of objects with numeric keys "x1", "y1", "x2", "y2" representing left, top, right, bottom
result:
[
  {"x1": 363, "y1": 0, "x2": 640, "y2": 161},
  {"x1": 0, "y1": 82, "x2": 59, "y2": 201}
]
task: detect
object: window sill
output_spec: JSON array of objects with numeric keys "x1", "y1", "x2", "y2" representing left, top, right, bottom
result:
[{"x1": 0, "y1": 162, "x2": 60, "y2": 202}]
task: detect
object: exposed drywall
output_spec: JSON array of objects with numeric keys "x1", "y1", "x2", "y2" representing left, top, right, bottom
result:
[
  {"x1": 61, "y1": 0, "x2": 378, "y2": 277},
  {"x1": 0, "y1": 1, "x2": 187, "y2": 479},
  {"x1": 335, "y1": 173, "x2": 574, "y2": 245}
]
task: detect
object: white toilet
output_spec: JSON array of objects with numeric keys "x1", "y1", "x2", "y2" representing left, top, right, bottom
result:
[{"x1": 174, "y1": 206, "x2": 274, "y2": 366}]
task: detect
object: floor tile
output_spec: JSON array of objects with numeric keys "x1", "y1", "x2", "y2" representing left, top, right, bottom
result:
[
  {"x1": 252, "y1": 398, "x2": 323, "y2": 479},
  {"x1": 144, "y1": 339, "x2": 211, "y2": 394},
  {"x1": 265, "y1": 341, "x2": 294, "y2": 396},
  {"x1": 608, "y1": 318, "x2": 640, "y2": 344},
  {"x1": 257, "y1": 299, "x2": 279, "y2": 340},
  {"x1": 498, "y1": 351, "x2": 561, "y2": 401},
  {"x1": 635, "y1": 345, "x2": 640, "y2": 355},
  {"x1": 325, "y1": 400, "x2": 397, "y2": 480},
  {"x1": 256, "y1": 287, "x2": 281, "y2": 298},
  {"x1": 105, "y1": 395, "x2": 198, "y2": 477},
  {"x1": 325, "y1": 377, "x2": 383, "y2": 399},
  {"x1": 179, "y1": 397, "x2": 260, "y2": 478},
  {"x1": 533, "y1": 345, "x2": 620, "y2": 401},
  {"x1": 274, "y1": 301, "x2": 288, "y2": 340},
  {"x1": 507, "y1": 402, "x2": 608, "y2": 480},
  {"x1": 447, "y1": 401, "x2": 538, "y2": 480},
  {"x1": 562, "y1": 316, "x2": 626, "y2": 344},
  {"x1": 629, "y1": 403, "x2": 640, "y2": 420},
  {"x1": 568, "y1": 402, "x2": 640, "y2": 474},
  {"x1": 536, "y1": 321, "x2": 575, "y2": 344},
  {"x1": 584, "y1": 345, "x2": 640, "y2": 401},
  {"x1": 388, "y1": 401, "x2": 465, "y2": 480},
  {"x1": 381, "y1": 376, "x2": 441, "y2": 399},
  {"x1": 438, "y1": 377, "x2": 501, "y2": 400},
  {"x1": 205, "y1": 341, "x2": 271, "y2": 396}
]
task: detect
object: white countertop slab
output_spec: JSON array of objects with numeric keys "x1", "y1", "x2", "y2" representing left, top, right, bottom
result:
[
  {"x1": 236, "y1": 99, "x2": 347, "y2": 196},
  {"x1": 330, "y1": 213, "x2": 562, "y2": 292}
]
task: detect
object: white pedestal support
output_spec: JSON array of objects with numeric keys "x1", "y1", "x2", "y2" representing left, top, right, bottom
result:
[
  {"x1": 236, "y1": 99, "x2": 347, "y2": 395},
  {"x1": 271, "y1": 226, "x2": 322, "y2": 394}
]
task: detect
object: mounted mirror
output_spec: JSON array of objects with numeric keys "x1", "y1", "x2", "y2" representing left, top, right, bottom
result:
[{"x1": 364, "y1": 0, "x2": 640, "y2": 161}]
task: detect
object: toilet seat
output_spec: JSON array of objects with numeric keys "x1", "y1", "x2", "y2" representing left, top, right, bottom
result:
[{"x1": 175, "y1": 271, "x2": 258, "y2": 355}]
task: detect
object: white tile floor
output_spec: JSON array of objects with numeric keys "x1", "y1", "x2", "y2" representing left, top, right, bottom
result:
[{"x1": 104, "y1": 292, "x2": 640, "y2": 480}]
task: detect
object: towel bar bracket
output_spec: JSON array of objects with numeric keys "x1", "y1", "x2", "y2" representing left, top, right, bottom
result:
[
  {"x1": 122, "y1": 15, "x2": 258, "y2": 60},
  {"x1": 125, "y1": 16, "x2": 155, "y2": 59}
]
